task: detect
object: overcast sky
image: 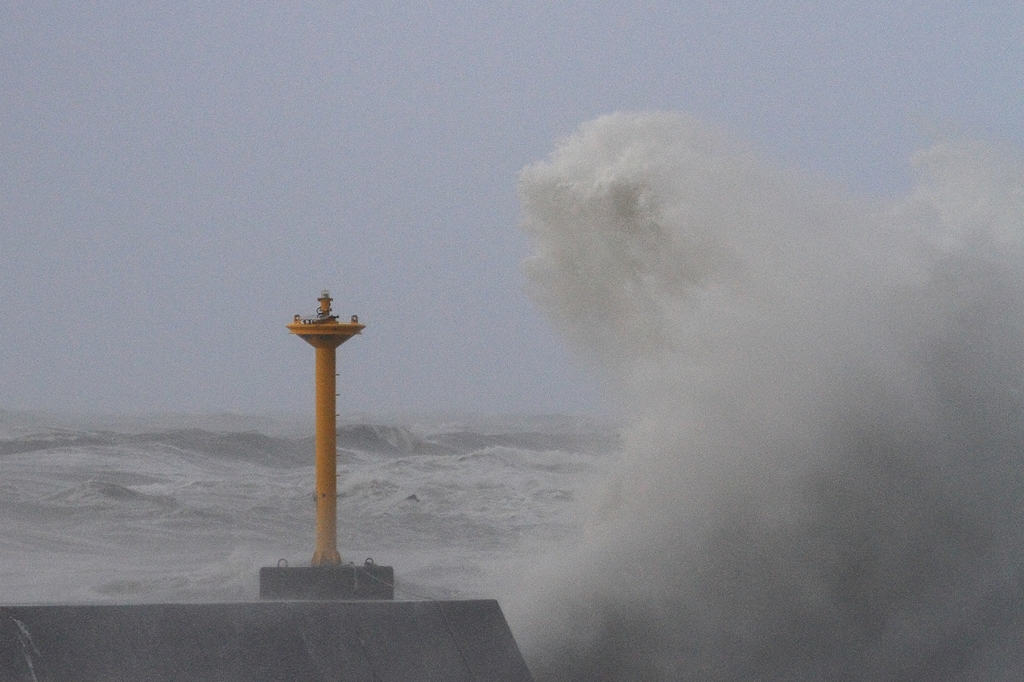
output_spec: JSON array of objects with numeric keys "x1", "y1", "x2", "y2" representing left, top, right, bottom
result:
[{"x1": 2, "y1": 2, "x2": 1022, "y2": 416}]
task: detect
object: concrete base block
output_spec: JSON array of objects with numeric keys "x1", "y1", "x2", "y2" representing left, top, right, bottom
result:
[
  {"x1": 0, "y1": 600, "x2": 533, "y2": 681},
  {"x1": 259, "y1": 563, "x2": 394, "y2": 600}
]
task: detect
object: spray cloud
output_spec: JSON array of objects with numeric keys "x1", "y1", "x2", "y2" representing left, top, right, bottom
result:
[{"x1": 515, "y1": 112, "x2": 1024, "y2": 681}]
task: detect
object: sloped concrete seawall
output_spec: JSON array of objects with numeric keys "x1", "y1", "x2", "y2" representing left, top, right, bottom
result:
[{"x1": 0, "y1": 600, "x2": 533, "y2": 682}]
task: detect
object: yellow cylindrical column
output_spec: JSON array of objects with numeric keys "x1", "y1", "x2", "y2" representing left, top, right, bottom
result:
[
  {"x1": 288, "y1": 291, "x2": 364, "y2": 568},
  {"x1": 312, "y1": 345, "x2": 341, "y2": 565}
]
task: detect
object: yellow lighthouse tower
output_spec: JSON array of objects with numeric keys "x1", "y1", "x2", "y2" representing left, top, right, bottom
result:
[
  {"x1": 287, "y1": 290, "x2": 364, "y2": 566},
  {"x1": 260, "y1": 291, "x2": 392, "y2": 599}
]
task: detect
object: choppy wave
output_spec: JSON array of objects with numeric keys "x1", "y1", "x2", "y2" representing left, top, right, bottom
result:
[
  {"x1": 0, "y1": 429, "x2": 312, "y2": 467},
  {"x1": 514, "y1": 112, "x2": 1024, "y2": 681},
  {"x1": 0, "y1": 413, "x2": 619, "y2": 606}
]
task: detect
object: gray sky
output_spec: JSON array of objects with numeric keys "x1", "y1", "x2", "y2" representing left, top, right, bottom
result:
[{"x1": 2, "y1": 2, "x2": 1022, "y2": 415}]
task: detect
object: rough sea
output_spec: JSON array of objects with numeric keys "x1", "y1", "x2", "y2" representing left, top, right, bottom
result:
[
  {"x1": 9, "y1": 111, "x2": 1024, "y2": 680},
  {"x1": 0, "y1": 411, "x2": 619, "y2": 610}
]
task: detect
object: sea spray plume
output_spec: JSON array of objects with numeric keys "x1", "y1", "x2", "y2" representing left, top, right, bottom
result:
[{"x1": 514, "y1": 112, "x2": 1024, "y2": 680}]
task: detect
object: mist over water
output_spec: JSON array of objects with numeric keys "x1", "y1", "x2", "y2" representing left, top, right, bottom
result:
[{"x1": 514, "y1": 112, "x2": 1024, "y2": 680}]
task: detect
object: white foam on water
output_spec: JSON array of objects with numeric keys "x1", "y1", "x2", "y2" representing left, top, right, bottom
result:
[{"x1": 0, "y1": 412, "x2": 617, "y2": 606}]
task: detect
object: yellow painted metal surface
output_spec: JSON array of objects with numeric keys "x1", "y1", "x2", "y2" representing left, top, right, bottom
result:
[{"x1": 288, "y1": 291, "x2": 364, "y2": 566}]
